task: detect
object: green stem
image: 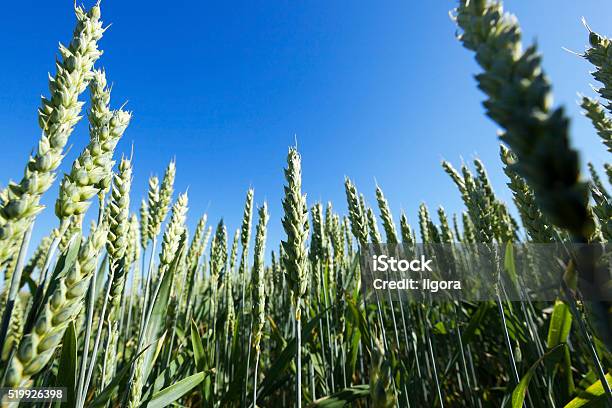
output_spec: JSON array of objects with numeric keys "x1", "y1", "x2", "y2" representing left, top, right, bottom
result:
[
  {"x1": 79, "y1": 266, "x2": 115, "y2": 408},
  {"x1": 296, "y1": 303, "x2": 302, "y2": 408}
]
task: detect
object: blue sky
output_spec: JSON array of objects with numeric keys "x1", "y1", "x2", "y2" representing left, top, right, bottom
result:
[{"x1": 1, "y1": 1, "x2": 611, "y2": 253}]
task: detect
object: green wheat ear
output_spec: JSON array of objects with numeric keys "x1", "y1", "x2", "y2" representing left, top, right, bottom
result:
[
  {"x1": 154, "y1": 161, "x2": 176, "y2": 229},
  {"x1": 147, "y1": 160, "x2": 176, "y2": 240},
  {"x1": 0, "y1": 4, "x2": 105, "y2": 264},
  {"x1": 583, "y1": 24, "x2": 612, "y2": 113},
  {"x1": 106, "y1": 158, "x2": 133, "y2": 262},
  {"x1": 241, "y1": 189, "x2": 254, "y2": 251},
  {"x1": 418, "y1": 203, "x2": 431, "y2": 244},
  {"x1": 588, "y1": 162, "x2": 612, "y2": 241},
  {"x1": 139, "y1": 199, "x2": 150, "y2": 249},
  {"x1": 309, "y1": 203, "x2": 325, "y2": 263},
  {"x1": 581, "y1": 96, "x2": 612, "y2": 153},
  {"x1": 159, "y1": 193, "x2": 189, "y2": 276},
  {"x1": 186, "y1": 214, "x2": 208, "y2": 271},
  {"x1": 127, "y1": 214, "x2": 140, "y2": 267},
  {"x1": 210, "y1": 220, "x2": 228, "y2": 285},
  {"x1": 228, "y1": 228, "x2": 240, "y2": 273},
  {"x1": 106, "y1": 158, "x2": 133, "y2": 317},
  {"x1": 330, "y1": 213, "x2": 345, "y2": 269},
  {"x1": 500, "y1": 145, "x2": 553, "y2": 243},
  {"x1": 55, "y1": 70, "x2": 131, "y2": 220},
  {"x1": 399, "y1": 211, "x2": 415, "y2": 246},
  {"x1": 366, "y1": 206, "x2": 382, "y2": 245},
  {"x1": 376, "y1": 186, "x2": 398, "y2": 244},
  {"x1": 455, "y1": 0, "x2": 593, "y2": 240},
  {"x1": 6, "y1": 225, "x2": 107, "y2": 387},
  {"x1": 344, "y1": 177, "x2": 368, "y2": 247},
  {"x1": 251, "y1": 202, "x2": 269, "y2": 351},
  {"x1": 281, "y1": 147, "x2": 309, "y2": 316},
  {"x1": 437, "y1": 206, "x2": 454, "y2": 243},
  {"x1": 280, "y1": 147, "x2": 309, "y2": 408}
]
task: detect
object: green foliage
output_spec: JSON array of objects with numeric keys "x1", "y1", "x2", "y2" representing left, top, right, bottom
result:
[{"x1": 1, "y1": 1, "x2": 611, "y2": 407}]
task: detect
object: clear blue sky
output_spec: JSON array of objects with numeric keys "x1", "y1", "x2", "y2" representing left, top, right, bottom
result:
[{"x1": 1, "y1": 1, "x2": 611, "y2": 253}]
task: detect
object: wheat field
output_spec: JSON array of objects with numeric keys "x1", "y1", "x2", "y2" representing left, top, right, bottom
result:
[{"x1": 0, "y1": 1, "x2": 611, "y2": 407}]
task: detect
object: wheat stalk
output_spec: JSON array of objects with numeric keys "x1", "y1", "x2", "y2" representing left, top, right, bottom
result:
[
  {"x1": 251, "y1": 202, "x2": 269, "y2": 407},
  {"x1": 5, "y1": 225, "x2": 107, "y2": 387},
  {"x1": 281, "y1": 147, "x2": 309, "y2": 408}
]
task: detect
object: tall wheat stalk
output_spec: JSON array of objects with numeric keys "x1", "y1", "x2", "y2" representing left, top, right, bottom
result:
[{"x1": 281, "y1": 147, "x2": 309, "y2": 408}]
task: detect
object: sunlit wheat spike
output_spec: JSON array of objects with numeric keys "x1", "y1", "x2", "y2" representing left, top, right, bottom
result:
[
  {"x1": 210, "y1": 220, "x2": 228, "y2": 283},
  {"x1": 55, "y1": 68, "x2": 132, "y2": 215},
  {"x1": 474, "y1": 158, "x2": 517, "y2": 242},
  {"x1": 281, "y1": 147, "x2": 309, "y2": 408},
  {"x1": 309, "y1": 203, "x2": 325, "y2": 263},
  {"x1": 0, "y1": 4, "x2": 105, "y2": 263},
  {"x1": 159, "y1": 193, "x2": 189, "y2": 276},
  {"x1": 418, "y1": 203, "x2": 431, "y2": 244},
  {"x1": 106, "y1": 158, "x2": 132, "y2": 262},
  {"x1": 442, "y1": 160, "x2": 467, "y2": 201},
  {"x1": 500, "y1": 145, "x2": 553, "y2": 243},
  {"x1": 223, "y1": 242, "x2": 236, "y2": 336},
  {"x1": 581, "y1": 96, "x2": 612, "y2": 153},
  {"x1": 399, "y1": 211, "x2": 414, "y2": 246},
  {"x1": 455, "y1": 0, "x2": 593, "y2": 239},
  {"x1": 330, "y1": 213, "x2": 345, "y2": 267},
  {"x1": 473, "y1": 159, "x2": 496, "y2": 208},
  {"x1": 186, "y1": 214, "x2": 208, "y2": 270},
  {"x1": 229, "y1": 228, "x2": 240, "y2": 273},
  {"x1": 462, "y1": 212, "x2": 476, "y2": 244},
  {"x1": 148, "y1": 160, "x2": 176, "y2": 239},
  {"x1": 366, "y1": 207, "x2": 382, "y2": 245},
  {"x1": 437, "y1": 206, "x2": 454, "y2": 244},
  {"x1": 6, "y1": 225, "x2": 107, "y2": 387},
  {"x1": 281, "y1": 147, "x2": 310, "y2": 311},
  {"x1": 145, "y1": 176, "x2": 160, "y2": 240},
  {"x1": 250, "y1": 202, "x2": 269, "y2": 407},
  {"x1": 241, "y1": 188, "x2": 254, "y2": 250},
  {"x1": 324, "y1": 201, "x2": 334, "y2": 241},
  {"x1": 127, "y1": 214, "x2": 140, "y2": 267},
  {"x1": 375, "y1": 185, "x2": 398, "y2": 244},
  {"x1": 139, "y1": 199, "x2": 150, "y2": 248},
  {"x1": 105, "y1": 158, "x2": 133, "y2": 319},
  {"x1": 238, "y1": 188, "x2": 254, "y2": 320},
  {"x1": 251, "y1": 202, "x2": 269, "y2": 350},
  {"x1": 344, "y1": 177, "x2": 368, "y2": 246},
  {"x1": 583, "y1": 25, "x2": 612, "y2": 113},
  {"x1": 459, "y1": 164, "x2": 495, "y2": 243}
]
